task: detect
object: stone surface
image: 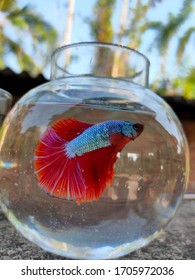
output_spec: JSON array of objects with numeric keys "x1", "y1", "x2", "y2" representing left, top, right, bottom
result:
[{"x1": 0, "y1": 201, "x2": 194, "y2": 260}]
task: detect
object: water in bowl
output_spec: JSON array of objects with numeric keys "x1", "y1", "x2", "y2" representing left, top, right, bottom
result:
[{"x1": 0, "y1": 77, "x2": 188, "y2": 259}]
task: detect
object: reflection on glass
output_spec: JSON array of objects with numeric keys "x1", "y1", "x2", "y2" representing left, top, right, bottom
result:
[{"x1": 0, "y1": 89, "x2": 12, "y2": 126}]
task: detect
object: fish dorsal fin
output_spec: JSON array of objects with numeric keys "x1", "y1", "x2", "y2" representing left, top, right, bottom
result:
[{"x1": 51, "y1": 118, "x2": 93, "y2": 141}]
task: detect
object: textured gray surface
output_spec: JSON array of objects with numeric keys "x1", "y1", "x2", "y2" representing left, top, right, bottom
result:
[{"x1": 0, "y1": 201, "x2": 194, "y2": 260}]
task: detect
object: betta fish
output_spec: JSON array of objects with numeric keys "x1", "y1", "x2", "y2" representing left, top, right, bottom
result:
[{"x1": 34, "y1": 118, "x2": 143, "y2": 204}]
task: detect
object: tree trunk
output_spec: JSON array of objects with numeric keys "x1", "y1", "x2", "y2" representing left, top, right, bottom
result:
[
  {"x1": 63, "y1": 0, "x2": 75, "y2": 66},
  {"x1": 112, "y1": 0, "x2": 129, "y2": 77}
]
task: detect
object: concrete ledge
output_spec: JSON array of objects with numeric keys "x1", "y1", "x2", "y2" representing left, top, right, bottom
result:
[{"x1": 0, "y1": 201, "x2": 194, "y2": 260}]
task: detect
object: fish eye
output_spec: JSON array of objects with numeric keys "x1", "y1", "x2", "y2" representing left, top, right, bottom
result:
[
  {"x1": 133, "y1": 123, "x2": 144, "y2": 133},
  {"x1": 133, "y1": 124, "x2": 138, "y2": 131}
]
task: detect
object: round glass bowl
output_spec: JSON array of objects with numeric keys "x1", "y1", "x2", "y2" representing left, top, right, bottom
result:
[{"x1": 0, "y1": 43, "x2": 189, "y2": 259}]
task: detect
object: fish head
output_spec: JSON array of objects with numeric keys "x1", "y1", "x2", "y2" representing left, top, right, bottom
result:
[{"x1": 122, "y1": 122, "x2": 144, "y2": 140}]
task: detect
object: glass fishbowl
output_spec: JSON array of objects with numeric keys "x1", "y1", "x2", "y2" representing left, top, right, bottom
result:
[{"x1": 0, "y1": 42, "x2": 189, "y2": 259}]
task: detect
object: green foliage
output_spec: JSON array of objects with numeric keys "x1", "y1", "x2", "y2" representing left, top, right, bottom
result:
[
  {"x1": 150, "y1": 78, "x2": 170, "y2": 97},
  {"x1": 172, "y1": 68, "x2": 195, "y2": 99},
  {"x1": 125, "y1": 0, "x2": 156, "y2": 49},
  {"x1": 0, "y1": 32, "x2": 36, "y2": 70},
  {"x1": 151, "y1": 68, "x2": 195, "y2": 100},
  {"x1": 148, "y1": 0, "x2": 194, "y2": 56},
  {"x1": 0, "y1": 0, "x2": 16, "y2": 11},
  {"x1": 7, "y1": 5, "x2": 57, "y2": 44},
  {"x1": 176, "y1": 27, "x2": 195, "y2": 63},
  {"x1": 146, "y1": 0, "x2": 195, "y2": 99},
  {"x1": 0, "y1": 1, "x2": 57, "y2": 75}
]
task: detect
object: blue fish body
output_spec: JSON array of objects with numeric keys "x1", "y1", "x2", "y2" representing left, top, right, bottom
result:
[{"x1": 65, "y1": 120, "x2": 141, "y2": 158}]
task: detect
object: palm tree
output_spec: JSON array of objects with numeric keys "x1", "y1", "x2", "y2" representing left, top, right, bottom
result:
[
  {"x1": 176, "y1": 26, "x2": 195, "y2": 64},
  {"x1": 90, "y1": 0, "x2": 116, "y2": 76},
  {"x1": 147, "y1": 0, "x2": 195, "y2": 72},
  {"x1": 62, "y1": 0, "x2": 75, "y2": 46},
  {"x1": 0, "y1": 0, "x2": 57, "y2": 75},
  {"x1": 90, "y1": 0, "x2": 116, "y2": 43},
  {"x1": 62, "y1": 0, "x2": 75, "y2": 67},
  {"x1": 112, "y1": 0, "x2": 163, "y2": 77}
]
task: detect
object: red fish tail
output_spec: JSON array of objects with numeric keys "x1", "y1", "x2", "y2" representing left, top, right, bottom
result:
[{"x1": 34, "y1": 125, "x2": 87, "y2": 200}]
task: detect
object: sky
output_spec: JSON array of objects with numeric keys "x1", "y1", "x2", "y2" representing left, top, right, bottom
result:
[{"x1": 10, "y1": 0, "x2": 195, "y2": 82}]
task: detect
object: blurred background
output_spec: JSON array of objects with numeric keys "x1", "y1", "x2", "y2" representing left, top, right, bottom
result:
[
  {"x1": 0, "y1": 0, "x2": 195, "y2": 98},
  {"x1": 0, "y1": 0, "x2": 195, "y2": 193}
]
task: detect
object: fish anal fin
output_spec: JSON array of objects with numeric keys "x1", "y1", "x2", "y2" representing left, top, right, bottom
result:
[{"x1": 76, "y1": 144, "x2": 122, "y2": 204}]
